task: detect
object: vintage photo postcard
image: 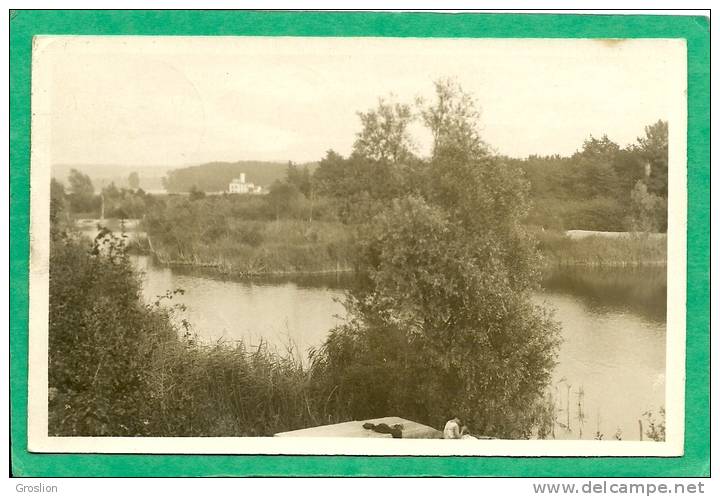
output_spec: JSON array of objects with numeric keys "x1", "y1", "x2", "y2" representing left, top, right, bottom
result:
[{"x1": 26, "y1": 34, "x2": 687, "y2": 457}]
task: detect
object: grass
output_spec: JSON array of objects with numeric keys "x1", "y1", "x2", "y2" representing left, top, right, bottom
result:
[
  {"x1": 147, "y1": 335, "x2": 343, "y2": 436},
  {"x1": 147, "y1": 217, "x2": 667, "y2": 274},
  {"x1": 535, "y1": 229, "x2": 667, "y2": 266},
  {"x1": 146, "y1": 219, "x2": 355, "y2": 275}
]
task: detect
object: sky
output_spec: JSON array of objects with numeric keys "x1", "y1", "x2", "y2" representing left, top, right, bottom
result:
[{"x1": 36, "y1": 36, "x2": 686, "y2": 168}]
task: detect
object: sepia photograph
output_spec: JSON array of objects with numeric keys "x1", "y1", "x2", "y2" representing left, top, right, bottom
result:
[{"x1": 26, "y1": 35, "x2": 687, "y2": 456}]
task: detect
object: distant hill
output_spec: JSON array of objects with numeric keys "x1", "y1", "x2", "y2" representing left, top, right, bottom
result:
[
  {"x1": 161, "y1": 161, "x2": 318, "y2": 193},
  {"x1": 52, "y1": 164, "x2": 169, "y2": 193}
]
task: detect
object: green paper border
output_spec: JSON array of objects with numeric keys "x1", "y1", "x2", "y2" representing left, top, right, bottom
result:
[{"x1": 9, "y1": 10, "x2": 710, "y2": 477}]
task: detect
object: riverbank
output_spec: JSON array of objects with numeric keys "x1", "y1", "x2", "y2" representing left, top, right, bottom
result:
[
  {"x1": 146, "y1": 225, "x2": 667, "y2": 274},
  {"x1": 145, "y1": 219, "x2": 355, "y2": 276},
  {"x1": 86, "y1": 218, "x2": 667, "y2": 273},
  {"x1": 535, "y1": 229, "x2": 667, "y2": 267}
]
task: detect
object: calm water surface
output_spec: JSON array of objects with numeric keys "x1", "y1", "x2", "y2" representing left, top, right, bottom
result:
[
  {"x1": 131, "y1": 255, "x2": 666, "y2": 441},
  {"x1": 536, "y1": 267, "x2": 666, "y2": 441},
  {"x1": 131, "y1": 256, "x2": 349, "y2": 355}
]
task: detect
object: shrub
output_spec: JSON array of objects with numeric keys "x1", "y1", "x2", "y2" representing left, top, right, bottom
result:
[
  {"x1": 48, "y1": 232, "x2": 173, "y2": 435},
  {"x1": 312, "y1": 196, "x2": 561, "y2": 438},
  {"x1": 643, "y1": 407, "x2": 666, "y2": 442},
  {"x1": 527, "y1": 197, "x2": 628, "y2": 232},
  {"x1": 48, "y1": 228, "x2": 341, "y2": 436},
  {"x1": 231, "y1": 222, "x2": 264, "y2": 247}
]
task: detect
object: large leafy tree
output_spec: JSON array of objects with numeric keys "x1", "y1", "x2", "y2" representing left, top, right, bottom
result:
[
  {"x1": 50, "y1": 178, "x2": 68, "y2": 229},
  {"x1": 627, "y1": 180, "x2": 667, "y2": 233},
  {"x1": 567, "y1": 135, "x2": 621, "y2": 199},
  {"x1": 128, "y1": 171, "x2": 140, "y2": 190},
  {"x1": 636, "y1": 120, "x2": 668, "y2": 197},
  {"x1": 353, "y1": 98, "x2": 415, "y2": 164},
  {"x1": 285, "y1": 162, "x2": 313, "y2": 198},
  {"x1": 267, "y1": 181, "x2": 306, "y2": 221},
  {"x1": 313, "y1": 148, "x2": 415, "y2": 223},
  {"x1": 67, "y1": 168, "x2": 97, "y2": 213},
  {"x1": 421, "y1": 79, "x2": 489, "y2": 161},
  {"x1": 68, "y1": 168, "x2": 94, "y2": 197},
  {"x1": 313, "y1": 80, "x2": 560, "y2": 438}
]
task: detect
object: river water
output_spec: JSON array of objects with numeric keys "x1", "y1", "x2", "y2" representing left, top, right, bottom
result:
[{"x1": 130, "y1": 255, "x2": 666, "y2": 441}]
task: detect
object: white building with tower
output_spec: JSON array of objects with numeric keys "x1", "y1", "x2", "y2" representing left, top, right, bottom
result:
[{"x1": 228, "y1": 173, "x2": 264, "y2": 194}]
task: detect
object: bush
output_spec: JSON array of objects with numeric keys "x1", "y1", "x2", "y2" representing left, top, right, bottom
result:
[
  {"x1": 48, "y1": 232, "x2": 173, "y2": 435},
  {"x1": 643, "y1": 407, "x2": 666, "y2": 442},
  {"x1": 230, "y1": 222, "x2": 264, "y2": 247},
  {"x1": 48, "y1": 228, "x2": 342, "y2": 436},
  {"x1": 527, "y1": 197, "x2": 628, "y2": 232},
  {"x1": 145, "y1": 195, "x2": 354, "y2": 274},
  {"x1": 312, "y1": 196, "x2": 561, "y2": 438}
]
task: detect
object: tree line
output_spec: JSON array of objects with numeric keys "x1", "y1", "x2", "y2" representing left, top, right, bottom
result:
[
  {"x1": 52, "y1": 169, "x2": 160, "y2": 220},
  {"x1": 237, "y1": 117, "x2": 669, "y2": 233},
  {"x1": 506, "y1": 121, "x2": 668, "y2": 232},
  {"x1": 55, "y1": 121, "x2": 668, "y2": 235}
]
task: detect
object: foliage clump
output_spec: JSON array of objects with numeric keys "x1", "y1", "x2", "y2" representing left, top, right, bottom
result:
[
  {"x1": 505, "y1": 120, "x2": 669, "y2": 232},
  {"x1": 643, "y1": 407, "x2": 666, "y2": 442},
  {"x1": 49, "y1": 230, "x2": 171, "y2": 435},
  {"x1": 311, "y1": 80, "x2": 561, "y2": 438},
  {"x1": 48, "y1": 225, "x2": 332, "y2": 436}
]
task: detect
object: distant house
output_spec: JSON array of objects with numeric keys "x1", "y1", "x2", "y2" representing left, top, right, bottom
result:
[{"x1": 228, "y1": 173, "x2": 264, "y2": 194}]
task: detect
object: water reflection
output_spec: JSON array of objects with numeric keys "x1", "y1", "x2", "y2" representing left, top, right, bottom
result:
[
  {"x1": 541, "y1": 266, "x2": 667, "y2": 323},
  {"x1": 132, "y1": 256, "x2": 349, "y2": 358},
  {"x1": 162, "y1": 262, "x2": 360, "y2": 292},
  {"x1": 538, "y1": 266, "x2": 666, "y2": 441}
]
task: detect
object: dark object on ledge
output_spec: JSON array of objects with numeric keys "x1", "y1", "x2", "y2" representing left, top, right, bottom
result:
[
  {"x1": 362, "y1": 422, "x2": 404, "y2": 438},
  {"x1": 274, "y1": 417, "x2": 443, "y2": 439}
]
